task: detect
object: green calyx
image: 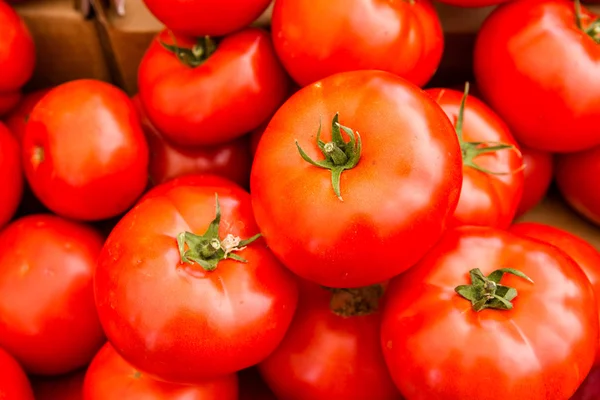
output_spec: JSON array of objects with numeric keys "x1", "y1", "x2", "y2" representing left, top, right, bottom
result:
[
  {"x1": 177, "y1": 194, "x2": 261, "y2": 272},
  {"x1": 455, "y1": 268, "x2": 534, "y2": 312},
  {"x1": 575, "y1": 0, "x2": 600, "y2": 43},
  {"x1": 160, "y1": 34, "x2": 217, "y2": 68},
  {"x1": 296, "y1": 113, "x2": 362, "y2": 201}
]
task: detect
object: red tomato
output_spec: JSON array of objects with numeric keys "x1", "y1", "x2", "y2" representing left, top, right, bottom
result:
[
  {"x1": 0, "y1": 90, "x2": 20, "y2": 116},
  {"x1": 474, "y1": 0, "x2": 600, "y2": 152},
  {"x1": 556, "y1": 145, "x2": 600, "y2": 225},
  {"x1": 0, "y1": 346, "x2": 34, "y2": 400},
  {"x1": 381, "y1": 226, "x2": 598, "y2": 400},
  {"x1": 138, "y1": 28, "x2": 289, "y2": 147},
  {"x1": 259, "y1": 281, "x2": 401, "y2": 400},
  {"x1": 251, "y1": 70, "x2": 462, "y2": 288},
  {"x1": 426, "y1": 86, "x2": 524, "y2": 229},
  {"x1": 271, "y1": 0, "x2": 443, "y2": 88},
  {"x1": 22, "y1": 80, "x2": 149, "y2": 221},
  {"x1": 0, "y1": 214, "x2": 106, "y2": 375},
  {"x1": 516, "y1": 146, "x2": 554, "y2": 216},
  {"x1": 84, "y1": 343, "x2": 238, "y2": 400},
  {"x1": 572, "y1": 366, "x2": 600, "y2": 400},
  {"x1": 132, "y1": 95, "x2": 253, "y2": 188},
  {"x1": 141, "y1": 0, "x2": 271, "y2": 37},
  {"x1": 95, "y1": 178, "x2": 299, "y2": 384},
  {"x1": 0, "y1": 1, "x2": 35, "y2": 92},
  {"x1": 4, "y1": 88, "x2": 50, "y2": 142},
  {"x1": 0, "y1": 122, "x2": 22, "y2": 229},
  {"x1": 32, "y1": 370, "x2": 85, "y2": 400}
]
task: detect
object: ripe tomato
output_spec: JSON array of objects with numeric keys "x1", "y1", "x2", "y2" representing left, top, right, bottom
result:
[
  {"x1": 22, "y1": 80, "x2": 149, "y2": 221},
  {"x1": 516, "y1": 146, "x2": 554, "y2": 217},
  {"x1": 138, "y1": 28, "x2": 289, "y2": 147},
  {"x1": 0, "y1": 122, "x2": 23, "y2": 229},
  {"x1": 425, "y1": 86, "x2": 524, "y2": 229},
  {"x1": 556, "y1": 145, "x2": 600, "y2": 225},
  {"x1": 474, "y1": 0, "x2": 600, "y2": 152},
  {"x1": 95, "y1": 177, "x2": 299, "y2": 384},
  {"x1": 572, "y1": 366, "x2": 600, "y2": 400},
  {"x1": 32, "y1": 370, "x2": 85, "y2": 400},
  {"x1": 0, "y1": 214, "x2": 106, "y2": 375},
  {"x1": 251, "y1": 70, "x2": 462, "y2": 288},
  {"x1": 0, "y1": 1, "x2": 35, "y2": 92},
  {"x1": 4, "y1": 88, "x2": 50, "y2": 142},
  {"x1": 259, "y1": 281, "x2": 401, "y2": 400},
  {"x1": 271, "y1": 0, "x2": 443, "y2": 88},
  {"x1": 0, "y1": 90, "x2": 20, "y2": 116},
  {"x1": 381, "y1": 226, "x2": 598, "y2": 400},
  {"x1": 0, "y1": 346, "x2": 34, "y2": 400},
  {"x1": 84, "y1": 343, "x2": 238, "y2": 400},
  {"x1": 132, "y1": 95, "x2": 252, "y2": 188}
]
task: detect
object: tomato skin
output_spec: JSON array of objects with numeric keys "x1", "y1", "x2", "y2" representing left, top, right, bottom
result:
[
  {"x1": 0, "y1": 1, "x2": 35, "y2": 92},
  {"x1": 474, "y1": 0, "x2": 600, "y2": 153},
  {"x1": 259, "y1": 281, "x2": 401, "y2": 400},
  {"x1": 32, "y1": 370, "x2": 85, "y2": 400},
  {"x1": 138, "y1": 28, "x2": 289, "y2": 147},
  {"x1": 251, "y1": 70, "x2": 462, "y2": 288},
  {"x1": 516, "y1": 146, "x2": 554, "y2": 217},
  {"x1": 381, "y1": 226, "x2": 598, "y2": 400},
  {"x1": 4, "y1": 88, "x2": 50, "y2": 142},
  {"x1": 0, "y1": 346, "x2": 35, "y2": 400},
  {"x1": 0, "y1": 90, "x2": 21, "y2": 116},
  {"x1": 426, "y1": 87, "x2": 524, "y2": 229},
  {"x1": 95, "y1": 178, "x2": 299, "y2": 384},
  {"x1": 0, "y1": 122, "x2": 23, "y2": 229},
  {"x1": 142, "y1": 0, "x2": 271, "y2": 37},
  {"x1": 0, "y1": 214, "x2": 106, "y2": 375},
  {"x1": 83, "y1": 343, "x2": 238, "y2": 400},
  {"x1": 22, "y1": 80, "x2": 150, "y2": 221},
  {"x1": 271, "y1": 0, "x2": 443, "y2": 88}
]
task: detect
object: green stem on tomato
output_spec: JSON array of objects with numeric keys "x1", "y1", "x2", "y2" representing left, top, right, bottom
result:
[
  {"x1": 574, "y1": 0, "x2": 600, "y2": 43},
  {"x1": 160, "y1": 33, "x2": 218, "y2": 68}
]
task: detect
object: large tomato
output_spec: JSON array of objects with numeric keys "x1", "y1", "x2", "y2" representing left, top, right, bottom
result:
[
  {"x1": 0, "y1": 1, "x2": 35, "y2": 92},
  {"x1": 138, "y1": 28, "x2": 289, "y2": 147},
  {"x1": 381, "y1": 226, "x2": 598, "y2": 399},
  {"x1": 259, "y1": 281, "x2": 401, "y2": 400},
  {"x1": 83, "y1": 343, "x2": 238, "y2": 400},
  {"x1": 0, "y1": 214, "x2": 106, "y2": 375},
  {"x1": 425, "y1": 86, "x2": 524, "y2": 228},
  {"x1": 474, "y1": 0, "x2": 600, "y2": 152},
  {"x1": 516, "y1": 146, "x2": 554, "y2": 217},
  {"x1": 0, "y1": 346, "x2": 34, "y2": 400},
  {"x1": 22, "y1": 80, "x2": 149, "y2": 221},
  {"x1": 251, "y1": 70, "x2": 462, "y2": 288},
  {"x1": 94, "y1": 177, "x2": 299, "y2": 384},
  {"x1": 0, "y1": 122, "x2": 22, "y2": 229},
  {"x1": 271, "y1": 0, "x2": 443, "y2": 88},
  {"x1": 32, "y1": 370, "x2": 85, "y2": 400},
  {"x1": 4, "y1": 88, "x2": 50, "y2": 142}
]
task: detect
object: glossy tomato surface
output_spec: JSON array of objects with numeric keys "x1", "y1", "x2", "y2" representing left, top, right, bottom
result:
[
  {"x1": 138, "y1": 28, "x2": 289, "y2": 147},
  {"x1": 0, "y1": 122, "x2": 23, "y2": 229},
  {"x1": 0, "y1": 214, "x2": 106, "y2": 375},
  {"x1": 251, "y1": 70, "x2": 463, "y2": 288},
  {"x1": 381, "y1": 226, "x2": 598, "y2": 399},
  {"x1": 426, "y1": 87, "x2": 523, "y2": 228},
  {"x1": 95, "y1": 178, "x2": 299, "y2": 384},
  {"x1": 83, "y1": 343, "x2": 238, "y2": 400},
  {"x1": 0, "y1": 346, "x2": 34, "y2": 400},
  {"x1": 32, "y1": 370, "x2": 85, "y2": 400},
  {"x1": 0, "y1": 1, "x2": 35, "y2": 92},
  {"x1": 22, "y1": 80, "x2": 149, "y2": 221},
  {"x1": 4, "y1": 88, "x2": 50, "y2": 142},
  {"x1": 516, "y1": 146, "x2": 554, "y2": 217},
  {"x1": 474, "y1": 0, "x2": 600, "y2": 152},
  {"x1": 271, "y1": 0, "x2": 443, "y2": 88}
]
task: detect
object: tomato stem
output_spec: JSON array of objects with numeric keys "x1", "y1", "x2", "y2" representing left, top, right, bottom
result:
[
  {"x1": 325, "y1": 284, "x2": 384, "y2": 317},
  {"x1": 296, "y1": 113, "x2": 362, "y2": 201},
  {"x1": 177, "y1": 194, "x2": 261, "y2": 271},
  {"x1": 574, "y1": 0, "x2": 600, "y2": 43},
  {"x1": 455, "y1": 268, "x2": 534, "y2": 312},
  {"x1": 160, "y1": 33, "x2": 218, "y2": 68}
]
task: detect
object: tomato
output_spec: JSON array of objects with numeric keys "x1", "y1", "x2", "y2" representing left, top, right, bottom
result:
[
  {"x1": 22, "y1": 80, "x2": 149, "y2": 221},
  {"x1": 138, "y1": 28, "x2": 289, "y2": 147},
  {"x1": 0, "y1": 90, "x2": 20, "y2": 116},
  {"x1": 516, "y1": 146, "x2": 554, "y2": 217},
  {"x1": 0, "y1": 346, "x2": 34, "y2": 400},
  {"x1": 271, "y1": 0, "x2": 443, "y2": 88},
  {"x1": 259, "y1": 281, "x2": 401, "y2": 400},
  {"x1": 32, "y1": 370, "x2": 85, "y2": 400},
  {"x1": 141, "y1": 0, "x2": 272, "y2": 37},
  {"x1": 0, "y1": 1, "x2": 35, "y2": 92},
  {"x1": 251, "y1": 70, "x2": 462, "y2": 288},
  {"x1": 556, "y1": 145, "x2": 600, "y2": 225},
  {"x1": 4, "y1": 88, "x2": 50, "y2": 142},
  {"x1": 572, "y1": 366, "x2": 600, "y2": 400},
  {"x1": 474, "y1": 0, "x2": 600, "y2": 153},
  {"x1": 381, "y1": 226, "x2": 598, "y2": 400},
  {"x1": 94, "y1": 177, "x2": 299, "y2": 384},
  {"x1": 0, "y1": 214, "x2": 106, "y2": 375},
  {"x1": 425, "y1": 86, "x2": 524, "y2": 229},
  {"x1": 84, "y1": 342, "x2": 238, "y2": 400},
  {"x1": 0, "y1": 122, "x2": 23, "y2": 229}
]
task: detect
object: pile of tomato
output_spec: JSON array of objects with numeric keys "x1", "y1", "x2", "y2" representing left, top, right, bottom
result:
[{"x1": 1, "y1": 0, "x2": 600, "y2": 398}]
